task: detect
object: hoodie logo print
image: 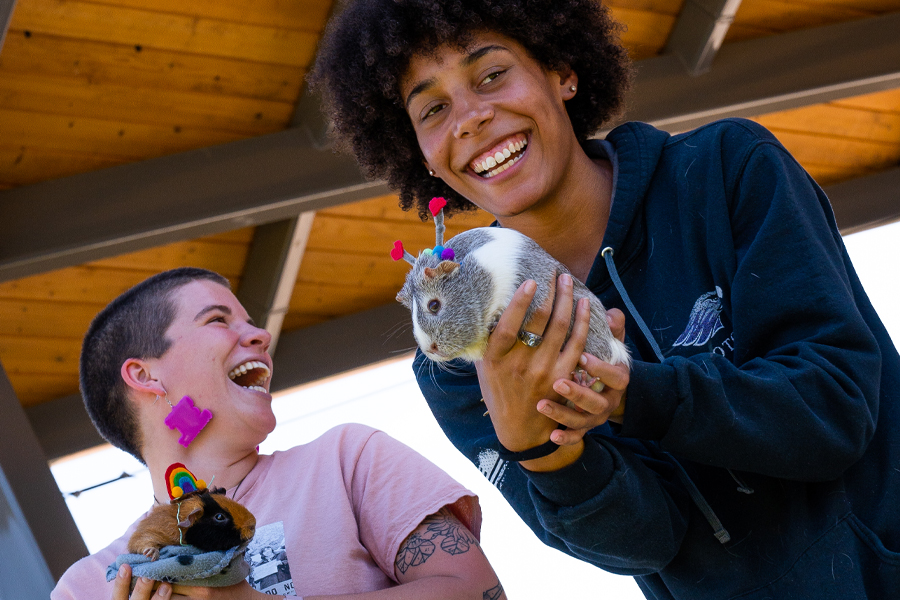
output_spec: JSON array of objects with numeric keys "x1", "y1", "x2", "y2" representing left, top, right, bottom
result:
[
  {"x1": 674, "y1": 287, "x2": 724, "y2": 347},
  {"x1": 477, "y1": 448, "x2": 508, "y2": 490}
]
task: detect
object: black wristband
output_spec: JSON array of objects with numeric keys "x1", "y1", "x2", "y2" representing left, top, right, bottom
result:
[{"x1": 497, "y1": 429, "x2": 565, "y2": 462}]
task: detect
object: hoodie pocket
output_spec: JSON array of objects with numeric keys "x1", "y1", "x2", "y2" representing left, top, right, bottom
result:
[{"x1": 735, "y1": 514, "x2": 900, "y2": 599}]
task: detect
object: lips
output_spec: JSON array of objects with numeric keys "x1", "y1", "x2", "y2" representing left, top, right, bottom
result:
[
  {"x1": 470, "y1": 134, "x2": 528, "y2": 178},
  {"x1": 227, "y1": 360, "x2": 271, "y2": 393}
]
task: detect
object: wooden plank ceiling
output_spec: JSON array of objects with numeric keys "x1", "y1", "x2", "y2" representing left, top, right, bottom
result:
[{"x1": 1, "y1": 0, "x2": 899, "y2": 408}]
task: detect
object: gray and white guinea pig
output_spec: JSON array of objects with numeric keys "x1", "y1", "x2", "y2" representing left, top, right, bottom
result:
[
  {"x1": 127, "y1": 488, "x2": 256, "y2": 561},
  {"x1": 396, "y1": 227, "x2": 631, "y2": 376}
]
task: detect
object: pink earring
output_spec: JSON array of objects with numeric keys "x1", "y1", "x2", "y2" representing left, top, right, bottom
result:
[{"x1": 161, "y1": 392, "x2": 213, "y2": 447}]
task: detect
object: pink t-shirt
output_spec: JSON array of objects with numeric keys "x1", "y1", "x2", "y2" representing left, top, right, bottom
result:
[{"x1": 52, "y1": 424, "x2": 481, "y2": 599}]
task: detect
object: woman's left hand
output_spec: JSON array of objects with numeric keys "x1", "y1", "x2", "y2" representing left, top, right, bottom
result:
[{"x1": 537, "y1": 308, "x2": 630, "y2": 445}]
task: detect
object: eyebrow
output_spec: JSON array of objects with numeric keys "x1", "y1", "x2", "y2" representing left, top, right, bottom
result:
[
  {"x1": 194, "y1": 304, "x2": 258, "y2": 327},
  {"x1": 404, "y1": 44, "x2": 509, "y2": 109},
  {"x1": 194, "y1": 304, "x2": 232, "y2": 322}
]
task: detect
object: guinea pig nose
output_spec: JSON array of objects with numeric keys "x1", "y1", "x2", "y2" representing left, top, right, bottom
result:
[{"x1": 429, "y1": 342, "x2": 439, "y2": 352}]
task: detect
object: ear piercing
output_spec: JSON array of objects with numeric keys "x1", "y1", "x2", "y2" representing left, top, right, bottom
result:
[
  {"x1": 428, "y1": 168, "x2": 436, "y2": 176},
  {"x1": 569, "y1": 85, "x2": 577, "y2": 93}
]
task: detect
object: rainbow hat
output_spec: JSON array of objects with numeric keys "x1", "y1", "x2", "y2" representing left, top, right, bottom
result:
[{"x1": 165, "y1": 463, "x2": 208, "y2": 501}]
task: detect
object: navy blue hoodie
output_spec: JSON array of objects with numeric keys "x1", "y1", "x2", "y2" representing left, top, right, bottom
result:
[{"x1": 415, "y1": 119, "x2": 900, "y2": 598}]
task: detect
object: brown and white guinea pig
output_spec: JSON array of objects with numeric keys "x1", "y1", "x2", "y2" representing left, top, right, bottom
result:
[
  {"x1": 397, "y1": 227, "x2": 631, "y2": 385},
  {"x1": 128, "y1": 488, "x2": 256, "y2": 561}
]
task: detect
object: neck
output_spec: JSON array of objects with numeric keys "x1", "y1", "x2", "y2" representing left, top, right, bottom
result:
[
  {"x1": 498, "y1": 154, "x2": 613, "y2": 282},
  {"x1": 145, "y1": 443, "x2": 260, "y2": 503}
]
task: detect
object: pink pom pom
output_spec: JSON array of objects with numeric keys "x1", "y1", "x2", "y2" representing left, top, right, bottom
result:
[
  {"x1": 390, "y1": 240, "x2": 405, "y2": 261},
  {"x1": 429, "y1": 197, "x2": 447, "y2": 216}
]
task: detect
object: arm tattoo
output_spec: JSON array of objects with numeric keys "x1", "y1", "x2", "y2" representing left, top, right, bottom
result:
[
  {"x1": 483, "y1": 582, "x2": 504, "y2": 600},
  {"x1": 395, "y1": 507, "x2": 479, "y2": 574}
]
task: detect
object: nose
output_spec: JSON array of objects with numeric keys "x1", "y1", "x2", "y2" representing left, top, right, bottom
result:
[
  {"x1": 241, "y1": 322, "x2": 272, "y2": 351},
  {"x1": 453, "y1": 94, "x2": 493, "y2": 139}
]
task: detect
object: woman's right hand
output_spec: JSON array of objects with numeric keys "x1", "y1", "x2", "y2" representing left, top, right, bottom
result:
[
  {"x1": 110, "y1": 564, "x2": 169, "y2": 599},
  {"x1": 475, "y1": 273, "x2": 592, "y2": 469}
]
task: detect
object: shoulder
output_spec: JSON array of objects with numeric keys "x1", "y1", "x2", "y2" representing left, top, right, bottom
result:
[
  {"x1": 661, "y1": 119, "x2": 803, "y2": 194},
  {"x1": 270, "y1": 423, "x2": 433, "y2": 476},
  {"x1": 670, "y1": 118, "x2": 780, "y2": 147},
  {"x1": 666, "y1": 118, "x2": 789, "y2": 168}
]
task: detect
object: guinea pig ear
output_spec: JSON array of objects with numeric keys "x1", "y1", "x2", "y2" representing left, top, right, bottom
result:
[
  {"x1": 424, "y1": 261, "x2": 460, "y2": 280},
  {"x1": 396, "y1": 284, "x2": 411, "y2": 308},
  {"x1": 178, "y1": 507, "x2": 203, "y2": 529}
]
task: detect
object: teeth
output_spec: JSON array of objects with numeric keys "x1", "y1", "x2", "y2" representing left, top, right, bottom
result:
[
  {"x1": 228, "y1": 361, "x2": 271, "y2": 390},
  {"x1": 484, "y1": 153, "x2": 523, "y2": 178},
  {"x1": 246, "y1": 386, "x2": 267, "y2": 393},
  {"x1": 471, "y1": 139, "x2": 527, "y2": 174}
]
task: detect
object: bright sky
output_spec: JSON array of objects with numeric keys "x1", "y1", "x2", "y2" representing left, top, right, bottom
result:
[{"x1": 51, "y1": 220, "x2": 900, "y2": 599}]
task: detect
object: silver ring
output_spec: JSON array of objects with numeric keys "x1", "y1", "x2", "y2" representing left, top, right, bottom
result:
[{"x1": 518, "y1": 330, "x2": 543, "y2": 348}]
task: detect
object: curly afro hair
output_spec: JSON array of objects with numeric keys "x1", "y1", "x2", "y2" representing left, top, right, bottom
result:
[{"x1": 310, "y1": 0, "x2": 633, "y2": 220}]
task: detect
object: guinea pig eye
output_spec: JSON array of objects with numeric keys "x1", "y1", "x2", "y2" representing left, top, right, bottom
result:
[
  {"x1": 213, "y1": 513, "x2": 227, "y2": 523},
  {"x1": 427, "y1": 299, "x2": 441, "y2": 314}
]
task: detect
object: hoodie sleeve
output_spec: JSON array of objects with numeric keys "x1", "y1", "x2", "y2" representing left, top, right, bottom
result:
[
  {"x1": 622, "y1": 122, "x2": 881, "y2": 482},
  {"x1": 415, "y1": 353, "x2": 690, "y2": 575}
]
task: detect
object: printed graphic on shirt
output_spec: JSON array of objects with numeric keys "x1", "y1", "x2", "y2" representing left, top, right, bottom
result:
[
  {"x1": 246, "y1": 521, "x2": 295, "y2": 597},
  {"x1": 476, "y1": 448, "x2": 508, "y2": 489},
  {"x1": 674, "y1": 287, "x2": 725, "y2": 347}
]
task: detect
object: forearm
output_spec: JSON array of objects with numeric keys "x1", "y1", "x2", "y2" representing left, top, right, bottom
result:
[
  {"x1": 624, "y1": 335, "x2": 879, "y2": 480},
  {"x1": 514, "y1": 434, "x2": 689, "y2": 574},
  {"x1": 307, "y1": 508, "x2": 506, "y2": 600}
]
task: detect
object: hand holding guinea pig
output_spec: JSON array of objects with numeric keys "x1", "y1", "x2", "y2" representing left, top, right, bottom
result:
[
  {"x1": 111, "y1": 566, "x2": 266, "y2": 600},
  {"x1": 475, "y1": 274, "x2": 630, "y2": 472}
]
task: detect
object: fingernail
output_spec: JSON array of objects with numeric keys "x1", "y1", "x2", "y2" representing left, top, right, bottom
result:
[
  {"x1": 554, "y1": 381, "x2": 570, "y2": 394},
  {"x1": 158, "y1": 584, "x2": 171, "y2": 598},
  {"x1": 538, "y1": 401, "x2": 551, "y2": 414},
  {"x1": 580, "y1": 354, "x2": 588, "y2": 366},
  {"x1": 141, "y1": 577, "x2": 152, "y2": 584},
  {"x1": 524, "y1": 280, "x2": 537, "y2": 293},
  {"x1": 561, "y1": 274, "x2": 572, "y2": 286},
  {"x1": 117, "y1": 565, "x2": 127, "y2": 579}
]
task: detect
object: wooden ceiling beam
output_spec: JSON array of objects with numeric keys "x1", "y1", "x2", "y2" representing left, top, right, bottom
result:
[
  {"x1": 829, "y1": 167, "x2": 900, "y2": 236},
  {"x1": 0, "y1": 360, "x2": 88, "y2": 585},
  {"x1": 0, "y1": 127, "x2": 389, "y2": 283},
  {"x1": 237, "y1": 212, "x2": 316, "y2": 353},
  {"x1": 611, "y1": 12, "x2": 900, "y2": 133},
  {"x1": 232, "y1": 0, "x2": 346, "y2": 354},
  {"x1": 663, "y1": 0, "x2": 743, "y2": 76}
]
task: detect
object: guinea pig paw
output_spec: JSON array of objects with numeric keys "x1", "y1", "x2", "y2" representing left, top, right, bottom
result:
[
  {"x1": 142, "y1": 547, "x2": 161, "y2": 561},
  {"x1": 572, "y1": 368, "x2": 604, "y2": 392}
]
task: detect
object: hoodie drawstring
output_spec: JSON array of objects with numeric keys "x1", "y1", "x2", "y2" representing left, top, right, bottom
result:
[
  {"x1": 602, "y1": 246, "x2": 736, "y2": 544},
  {"x1": 601, "y1": 247, "x2": 666, "y2": 362}
]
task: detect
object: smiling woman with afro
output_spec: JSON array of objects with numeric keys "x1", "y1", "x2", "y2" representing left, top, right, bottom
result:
[{"x1": 310, "y1": 0, "x2": 632, "y2": 219}]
